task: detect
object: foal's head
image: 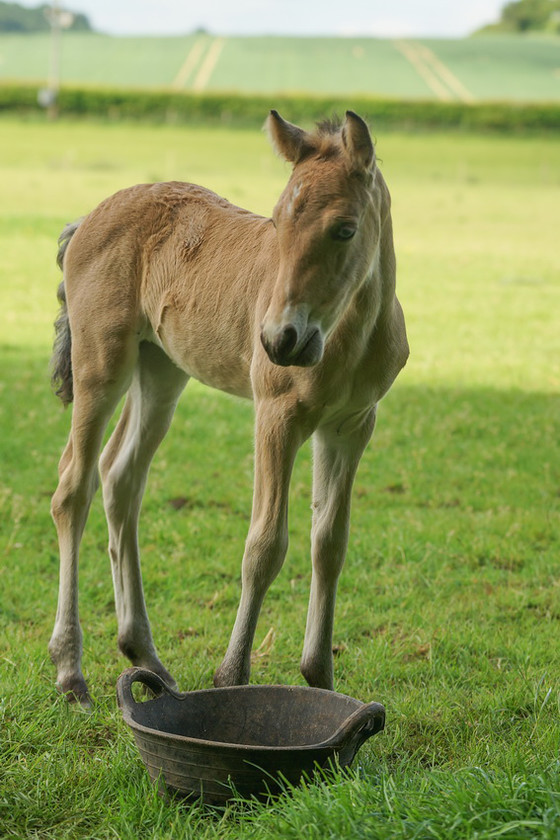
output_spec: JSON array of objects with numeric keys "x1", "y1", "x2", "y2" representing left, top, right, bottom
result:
[{"x1": 261, "y1": 110, "x2": 381, "y2": 368}]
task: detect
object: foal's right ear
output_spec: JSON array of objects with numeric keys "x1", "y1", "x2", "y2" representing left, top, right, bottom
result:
[
  {"x1": 342, "y1": 111, "x2": 375, "y2": 172},
  {"x1": 266, "y1": 110, "x2": 313, "y2": 164}
]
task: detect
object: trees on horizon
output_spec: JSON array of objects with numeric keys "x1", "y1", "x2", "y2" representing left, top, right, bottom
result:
[{"x1": 0, "y1": 2, "x2": 92, "y2": 33}]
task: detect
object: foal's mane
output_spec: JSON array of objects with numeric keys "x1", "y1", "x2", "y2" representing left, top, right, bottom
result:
[
  {"x1": 306, "y1": 116, "x2": 345, "y2": 159},
  {"x1": 314, "y1": 116, "x2": 343, "y2": 137}
]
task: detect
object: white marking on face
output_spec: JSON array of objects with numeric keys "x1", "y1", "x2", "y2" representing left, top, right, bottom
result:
[{"x1": 285, "y1": 183, "x2": 301, "y2": 219}]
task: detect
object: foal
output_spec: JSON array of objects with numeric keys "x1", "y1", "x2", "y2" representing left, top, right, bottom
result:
[{"x1": 49, "y1": 111, "x2": 408, "y2": 704}]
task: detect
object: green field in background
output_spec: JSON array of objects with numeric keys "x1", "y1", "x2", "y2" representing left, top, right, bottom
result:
[
  {"x1": 0, "y1": 33, "x2": 559, "y2": 100},
  {"x1": 0, "y1": 117, "x2": 559, "y2": 836}
]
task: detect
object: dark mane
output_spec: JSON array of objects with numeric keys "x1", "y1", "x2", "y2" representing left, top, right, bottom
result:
[
  {"x1": 303, "y1": 116, "x2": 344, "y2": 159},
  {"x1": 314, "y1": 116, "x2": 343, "y2": 137}
]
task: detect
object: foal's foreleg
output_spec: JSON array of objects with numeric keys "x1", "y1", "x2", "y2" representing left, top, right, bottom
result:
[
  {"x1": 214, "y1": 398, "x2": 303, "y2": 687},
  {"x1": 100, "y1": 343, "x2": 188, "y2": 687},
  {"x1": 301, "y1": 408, "x2": 376, "y2": 690}
]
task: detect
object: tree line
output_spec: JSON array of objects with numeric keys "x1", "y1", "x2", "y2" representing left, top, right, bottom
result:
[
  {"x1": 0, "y1": 2, "x2": 92, "y2": 32},
  {"x1": 1, "y1": 0, "x2": 559, "y2": 37},
  {"x1": 477, "y1": 0, "x2": 560, "y2": 34}
]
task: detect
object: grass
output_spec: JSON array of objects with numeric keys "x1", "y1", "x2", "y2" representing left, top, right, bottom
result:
[
  {"x1": 0, "y1": 33, "x2": 559, "y2": 100},
  {"x1": 0, "y1": 115, "x2": 559, "y2": 838}
]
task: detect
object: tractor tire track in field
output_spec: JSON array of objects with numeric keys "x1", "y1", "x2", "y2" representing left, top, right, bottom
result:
[
  {"x1": 172, "y1": 36, "x2": 208, "y2": 89},
  {"x1": 394, "y1": 40, "x2": 475, "y2": 102},
  {"x1": 172, "y1": 36, "x2": 226, "y2": 91}
]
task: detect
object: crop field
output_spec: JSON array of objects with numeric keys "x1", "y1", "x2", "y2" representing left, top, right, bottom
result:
[
  {"x1": 0, "y1": 116, "x2": 559, "y2": 838},
  {"x1": 0, "y1": 32, "x2": 559, "y2": 101}
]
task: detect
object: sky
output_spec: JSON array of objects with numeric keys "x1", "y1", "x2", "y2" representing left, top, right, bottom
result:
[{"x1": 22, "y1": 0, "x2": 507, "y2": 38}]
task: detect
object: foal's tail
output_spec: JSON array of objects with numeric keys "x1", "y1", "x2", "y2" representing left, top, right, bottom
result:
[{"x1": 51, "y1": 220, "x2": 81, "y2": 406}]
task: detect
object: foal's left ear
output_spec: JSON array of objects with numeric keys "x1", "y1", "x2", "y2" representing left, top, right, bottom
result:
[{"x1": 342, "y1": 111, "x2": 375, "y2": 172}]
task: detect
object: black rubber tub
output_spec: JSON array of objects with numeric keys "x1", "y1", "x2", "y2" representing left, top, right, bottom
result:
[{"x1": 117, "y1": 667, "x2": 385, "y2": 805}]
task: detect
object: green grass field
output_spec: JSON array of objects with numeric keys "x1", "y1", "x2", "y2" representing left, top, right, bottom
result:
[
  {"x1": 0, "y1": 33, "x2": 559, "y2": 100},
  {"x1": 0, "y1": 115, "x2": 559, "y2": 838}
]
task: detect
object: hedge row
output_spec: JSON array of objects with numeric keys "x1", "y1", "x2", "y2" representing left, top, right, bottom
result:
[{"x1": 1, "y1": 82, "x2": 559, "y2": 133}]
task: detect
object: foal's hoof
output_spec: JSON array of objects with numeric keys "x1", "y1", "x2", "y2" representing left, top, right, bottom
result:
[
  {"x1": 213, "y1": 662, "x2": 248, "y2": 688},
  {"x1": 57, "y1": 676, "x2": 92, "y2": 709},
  {"x1": 212, "y1": 668, "x2": 228, "y2": 688}
]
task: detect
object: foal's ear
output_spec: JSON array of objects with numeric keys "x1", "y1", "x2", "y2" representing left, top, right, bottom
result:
[
  {"x1": 342, "y1": 111, "x2": 375, "y2": 172},
  {"x1": 266, "y1": 110, "x2": 313, "y2": 164}
]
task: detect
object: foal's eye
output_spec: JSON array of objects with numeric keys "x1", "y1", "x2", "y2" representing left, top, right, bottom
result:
[{"x1": 331, "y1": 223, "x2": 357, "y2": 242}]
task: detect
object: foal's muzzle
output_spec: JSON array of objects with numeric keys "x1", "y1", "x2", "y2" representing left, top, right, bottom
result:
[{"x1": 261, "y1": 323, "x2": 323, "y2": 367}]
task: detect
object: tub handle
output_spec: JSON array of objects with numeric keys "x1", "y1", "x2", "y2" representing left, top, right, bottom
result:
[
  {"x1": 117, "y1": 666, "x2": 182, "y2": 711},
  {"x1": 328, "y1": 701, "x2": 385, "y2": 755}
]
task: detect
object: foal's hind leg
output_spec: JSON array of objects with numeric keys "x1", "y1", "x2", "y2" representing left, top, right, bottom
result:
[
  {"x1": 300, "y1": 408, "x2": 377, "y2": 690},
  {"x1": 49, "y1": 343, "x2": 138, "y2": 704},
  {"x1": 99, "y1": 342, "x2": 188, "y2": 686}
]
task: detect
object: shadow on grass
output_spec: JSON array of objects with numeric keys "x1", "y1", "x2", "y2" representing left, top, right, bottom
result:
[{"x1": 0, "y1": 345, "x2": 557, "y2": 514}]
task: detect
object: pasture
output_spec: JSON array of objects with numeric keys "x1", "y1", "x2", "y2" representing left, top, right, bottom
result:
[
  {"x1": 0, "y1": 33, "x2": 559, "y2": 101},
  {"x1": 0, "y1": 116, "x2": 559, "y2": 838}
]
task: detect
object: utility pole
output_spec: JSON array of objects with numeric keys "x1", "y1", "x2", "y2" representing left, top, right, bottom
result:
[{"x1": 38, "y1": 2, "x2": 74, "y2": 119}]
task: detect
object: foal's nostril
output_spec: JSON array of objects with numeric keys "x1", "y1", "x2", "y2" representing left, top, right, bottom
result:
[{"x1": 275, "y1": 325, "x2": 298, "y2": 359}]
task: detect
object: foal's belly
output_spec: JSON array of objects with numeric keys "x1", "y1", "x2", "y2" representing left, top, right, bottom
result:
[{"x1": 148, "y1": 316, "x2": 255, "y2": 401}]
